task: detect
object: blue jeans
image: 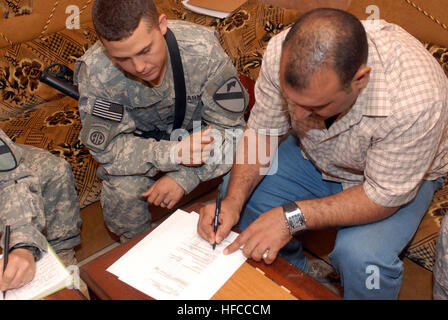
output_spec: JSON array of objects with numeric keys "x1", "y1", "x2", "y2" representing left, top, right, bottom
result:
[{"x1": 220, "y1": 134, "x2": 443, "y2": 299}]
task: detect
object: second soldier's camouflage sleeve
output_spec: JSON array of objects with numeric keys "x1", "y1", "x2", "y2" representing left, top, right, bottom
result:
[
  {"x1": 0, "y1": 130, "x2": 47, "y2": 255},
  {"x1": 167, "y1": 33, "x2": 247, "y2": 194}
]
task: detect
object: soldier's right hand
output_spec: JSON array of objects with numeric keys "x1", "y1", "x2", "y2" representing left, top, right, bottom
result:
[
  {"x1": 197, "y1": 198, "x2": 241, "y2": 247},
  {"x1": 174, "y1": 126, "x2": 214, "y2": 167},
  {"x1": 0, "y1": 248, "x2": 36, "y2": 292}
]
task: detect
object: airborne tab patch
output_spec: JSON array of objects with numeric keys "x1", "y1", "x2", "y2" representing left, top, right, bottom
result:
[
  {"x1": 213, "y1": 77, "x2": 246, "y2": 113},
  {"x1": 92, "y1": 98, "x2": 124, "y2": 122}
]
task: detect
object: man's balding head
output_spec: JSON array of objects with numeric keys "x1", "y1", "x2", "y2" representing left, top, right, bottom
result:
[{"x1": 282, "y1": 8, "x2": 368, "y2": 91}]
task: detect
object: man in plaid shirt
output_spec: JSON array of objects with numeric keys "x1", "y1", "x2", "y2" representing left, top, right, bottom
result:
[{"x1": 198, "y1": 8, "x2": 448, "y2": 299}]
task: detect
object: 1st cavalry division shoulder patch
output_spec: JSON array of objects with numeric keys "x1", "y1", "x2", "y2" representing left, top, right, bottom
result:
[{"x1": 213, "y1": 77, "x2": 246, "y2": 113}]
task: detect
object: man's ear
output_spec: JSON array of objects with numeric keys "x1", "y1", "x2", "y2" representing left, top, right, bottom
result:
[
  {"x1": 158, "y1": 14, "x2": 168, "y2": 36},
  {"x1": 352, "y1": 65, "x2": 371, "y2": 91}
]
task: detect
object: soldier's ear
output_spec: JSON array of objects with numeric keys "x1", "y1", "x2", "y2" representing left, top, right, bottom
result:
[{"x1": 158, "y1": 14, "x2": 168, "y2": 36}]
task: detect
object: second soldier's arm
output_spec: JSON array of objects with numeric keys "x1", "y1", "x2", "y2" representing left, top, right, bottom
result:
[
  {"x1": 0, "y1": 130, "x2": 47, "y2": 291},
  {"x1": 0, "y1": 130, "x2": 47, "y2": 256}
]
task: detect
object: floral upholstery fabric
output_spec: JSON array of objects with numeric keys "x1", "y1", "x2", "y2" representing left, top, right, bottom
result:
[
  {"x1": 0, "y1": 25, "x2": 100, "y2": 208},
  {"x1": 0, "y1": 0, "x2": 446, "y2": 270},
  {"x1": 156, "y1": 0, "x2": 301, "y2": 81},
  {"x1": 405, "y1": 177, "x2": 448, "y2": 270},
  {"x1": 425, "y1": 43, "x2": 448, "y2": 77},
  {"x1": 0, "y1": 0, "x2": 33, "y2": 18}
]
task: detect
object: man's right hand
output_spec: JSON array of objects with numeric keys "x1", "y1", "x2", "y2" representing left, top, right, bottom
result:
[{"x1": 197, "y1": 198, "x2": 241, "y2": 246}]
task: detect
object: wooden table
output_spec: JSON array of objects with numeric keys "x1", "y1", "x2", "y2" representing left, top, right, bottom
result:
[
  {"x1": 44, "y1": 288, "x2": 86, "y2": 300},
  {"x1": 80, "y1": 206, "x2": 341, "y2": 300}
]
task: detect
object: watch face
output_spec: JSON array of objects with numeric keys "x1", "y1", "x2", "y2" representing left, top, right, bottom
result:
[
  {"x1": 283, "y1": 202, "x2": 307, "y2": 234},
  {"x1": 290, "y1": 213, "x2": 306, "y2": 229}
]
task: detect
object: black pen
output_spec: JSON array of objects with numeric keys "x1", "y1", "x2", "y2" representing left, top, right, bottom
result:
[
  {"x1": 2, "y1": 225, "x2": 10, "y2": 299},
  {"x1": 212, "y1": 191, "x2": 222, "y2": 250}
]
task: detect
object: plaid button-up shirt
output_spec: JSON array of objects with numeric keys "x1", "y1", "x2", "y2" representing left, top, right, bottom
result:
[{"x1": 247, "y1": 20, "x2": 448, "y2": 207}]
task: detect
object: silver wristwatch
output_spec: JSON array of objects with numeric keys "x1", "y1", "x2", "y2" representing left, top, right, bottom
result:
[{"x1": 282, "y1": 202, "x2": 307, "y2": 235}]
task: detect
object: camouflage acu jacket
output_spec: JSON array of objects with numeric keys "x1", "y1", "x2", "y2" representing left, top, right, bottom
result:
[
  {"x1": 75, "y1": 20, "x2": 247, "y2": 193},
  {"x1": 0, "y1": 129, "x2": 47, "y2": 255}
]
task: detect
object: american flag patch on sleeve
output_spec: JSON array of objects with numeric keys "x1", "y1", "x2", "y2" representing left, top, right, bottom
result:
[{"x1": 92, "y1": 99, "x2": 124, "y2": 122}]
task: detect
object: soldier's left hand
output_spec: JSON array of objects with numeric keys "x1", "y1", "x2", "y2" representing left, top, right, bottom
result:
[
  {"x1": 0, "y1": 248, "x2": 36, "y2": 292},
  {"x1": 141, "y1": 175, "x2": 185, "y2": 209}
]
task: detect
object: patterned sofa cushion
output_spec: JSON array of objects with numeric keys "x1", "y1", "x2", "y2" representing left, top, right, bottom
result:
[
  {"x1": 0, "y1": 0, "x2": 33, "y2": 18},
  {"x1": 0, "y1": 23, "x2": 100, "y2": 209},
  {"x1": 0, "y1": 96, "x2": 102, "y2": 209},
  {"x1": 0, "y1": 24, "x2": 98, "y2": 120},
  {"x1": 405, "y1": 177, "x2": 448, "y2": 271},
  {"x1": 157, "y1": 0, "x2": 301, "y2": 81}
]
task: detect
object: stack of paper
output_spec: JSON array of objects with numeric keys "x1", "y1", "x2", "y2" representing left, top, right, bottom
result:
[
  {"x1": 107, "y1": 209, "x2": 247, "y2": 300},
  {"x1": 182, "y1": 0, "x2": 247, "y2": 19}
]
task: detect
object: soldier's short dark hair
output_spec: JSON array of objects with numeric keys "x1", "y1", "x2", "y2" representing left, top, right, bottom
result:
[
  {"x1": 282, "y1": 8, "x2": 368, "y2": 91},
  {"x1": 92, "y1": 0, "x2": 160, "y2": 41}
]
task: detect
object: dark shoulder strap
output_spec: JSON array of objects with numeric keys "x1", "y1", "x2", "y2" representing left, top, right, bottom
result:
[{"x1": 164, "y1": 28, "x2": 186, "y2": 131}]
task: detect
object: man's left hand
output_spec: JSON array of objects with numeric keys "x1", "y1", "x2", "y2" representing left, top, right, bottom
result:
[
  {"x1": 223, "y1": 206, "x2": 292, "y2": 264},
  {"x1": 141, "y1": 175, "x2": 185, "y2": 209}
]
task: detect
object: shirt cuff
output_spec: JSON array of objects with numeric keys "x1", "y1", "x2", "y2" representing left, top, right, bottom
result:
[
  {"x1": 10, "y1": 244, "x2": 43, "y2": 262},
  {"x1": 363, "y1": 181, "x2": 418, "y2": 207},
  {"x1": 8, "y1": 226, "x2": 48, "y2": 259},
  {"x1": 166, "y1": 167, "x2": 200, "y2": 195},
  {"x1": 151, "y1": 140, "x2": 182, "y2": 172}
]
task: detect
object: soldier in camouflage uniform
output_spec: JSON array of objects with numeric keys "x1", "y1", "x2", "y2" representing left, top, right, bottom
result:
[
  {"x1": 0, "y1": 129, "x2": 81, "y2": 291},
  {"x1": 74, "y1": 0, "x2": 247, "y2": 242},
  {"x1": 434, "y1": 215, "x2": 448, "y2": 299}
]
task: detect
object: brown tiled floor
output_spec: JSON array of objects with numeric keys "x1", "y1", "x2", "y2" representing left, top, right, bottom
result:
[{"x1": 75, "y1": 201, "x2": 118, "y2": 262}]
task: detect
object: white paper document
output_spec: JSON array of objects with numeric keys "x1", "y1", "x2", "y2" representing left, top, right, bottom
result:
[{"x1": 107, "y1": 209, "x2": 247, "y2": 300}]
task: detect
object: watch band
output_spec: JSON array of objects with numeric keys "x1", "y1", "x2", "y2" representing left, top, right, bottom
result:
[{"x1": 282, "y1": 201, "x2": 307, "y2": 235}]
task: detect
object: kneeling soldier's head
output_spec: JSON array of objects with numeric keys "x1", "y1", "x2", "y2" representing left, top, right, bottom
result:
[{"x1": 92, "y1": 0, "x2": 168, "y2": 85}]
